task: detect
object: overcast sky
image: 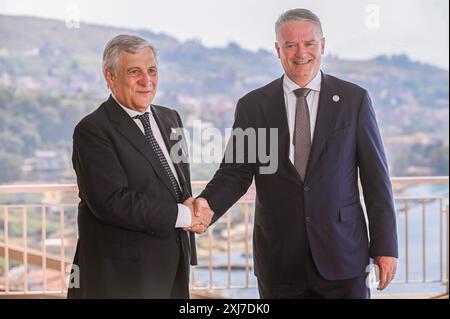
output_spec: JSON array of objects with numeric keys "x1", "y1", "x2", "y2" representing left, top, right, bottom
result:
[{"x1": 1, "y1": 0, "x2": 448, "y2": 69}]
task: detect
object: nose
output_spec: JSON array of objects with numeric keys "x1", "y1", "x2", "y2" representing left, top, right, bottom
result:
[
  {"x1": 138, "y1": 72, "x2": 151, "y2": 87},
  {"x1": 296, "y1": 44, "x2": 305, "y2": 56}
]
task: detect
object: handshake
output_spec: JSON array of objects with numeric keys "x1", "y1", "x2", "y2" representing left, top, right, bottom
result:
[{"x1": 182, "y1": 197, "x2": 213, "y2": 234}]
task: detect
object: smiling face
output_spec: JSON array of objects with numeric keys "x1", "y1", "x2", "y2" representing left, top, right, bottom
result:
[
  {"x1": 275, "y1": 20, "x2": 325, "y2": 87},
  {"x1": 104, "y1": 47, "x2": 158, "y2": 112}
]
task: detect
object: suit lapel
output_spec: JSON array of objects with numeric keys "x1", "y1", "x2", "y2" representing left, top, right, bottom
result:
[
  {"x1": 259, "y1": 77, "x2": 292, "y2": 168},
  {"x1": 305, "y1": 73, "x2": 341, "y2": 183},
  {"x1": 152, "y1": 107, "x2": 197, "y2": 266},
  {"x1": 152, "y1": 106, "x2": 192, "y2": 198},
  {"x1": 104, "y1": 96, "x2": 178, "y2": 201}
]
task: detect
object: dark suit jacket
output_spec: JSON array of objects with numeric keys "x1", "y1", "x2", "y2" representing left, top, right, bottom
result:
[
  {"x1": 200, "y1": 73, "x2": 398, "y2": 284},
  {"x1": 68, "y1": 95, "x2": 196, "y2": 298}
]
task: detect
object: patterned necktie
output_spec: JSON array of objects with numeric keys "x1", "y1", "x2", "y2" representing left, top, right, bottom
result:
[
  {"x1": 293, "y1": 88, "x2": 312, "y2": 181},
  {"x1": 134, "y1": 112, "x2": 183, "y2": 202}
]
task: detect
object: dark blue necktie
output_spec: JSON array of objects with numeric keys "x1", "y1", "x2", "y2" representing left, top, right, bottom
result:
[{"x1": 134, "y1": 112, "x2": 183, "y2": 202}]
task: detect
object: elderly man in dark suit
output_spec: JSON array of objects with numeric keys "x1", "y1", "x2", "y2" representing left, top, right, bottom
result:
[
  {"x1": 67, "y1": 34, "x2": 212, "y2": 298},
  {"x1": 194, "y1": 9, "x2": 398, "y2": 298}
]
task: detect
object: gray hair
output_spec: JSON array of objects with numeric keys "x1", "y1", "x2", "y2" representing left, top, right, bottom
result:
[
  {"x1": 275, "y1": 8, "x2": 323, "y2": 39},
  {"x1": 102, "y1": 34, "x2": 158, "y2": 74}
]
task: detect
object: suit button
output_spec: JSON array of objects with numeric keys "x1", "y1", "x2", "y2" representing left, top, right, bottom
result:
[
  {"x1": 305, "y1": 216, "x2": 311, "y2": 223},
  {"x1": 176, "y1": 237, "x2": 181, "y2": 243},
  {"x1": 304, "y1": 186, "x2": 311, "y2": 192}
]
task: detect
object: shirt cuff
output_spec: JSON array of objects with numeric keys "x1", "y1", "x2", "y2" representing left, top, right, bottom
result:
[{"x1": 175, "y1": 204, "x2": 192, "y2": 228}]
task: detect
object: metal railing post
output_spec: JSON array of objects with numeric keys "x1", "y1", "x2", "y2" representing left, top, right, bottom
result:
[
  {"x1": 0, "y1": 179, "x2": 448, "y2": 297},
  {"x1": 3, "y1": 206, "x2": 9, "y2": 293},
  {"x1": 446, "y1": 205, "x2": 449, "y2": 294}
]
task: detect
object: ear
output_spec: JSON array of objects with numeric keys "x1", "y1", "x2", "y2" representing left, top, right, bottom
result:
[
  {"x1": 321, "y1": 37, "x2": 325, "y2": 55},
  {"x1": 104, "y1": 69, "x2": 115, "y2": 89},
  {"x1": 275, "y1": 42, "x2": 281, "y2": 59}
]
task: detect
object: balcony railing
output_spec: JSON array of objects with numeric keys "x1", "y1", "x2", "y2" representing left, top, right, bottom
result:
[{"x1": 0, "y1": 177, "x2": 448, "y2": 298}]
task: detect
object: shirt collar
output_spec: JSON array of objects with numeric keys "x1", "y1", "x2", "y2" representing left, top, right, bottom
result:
[
  {"x1": 111, "y1": 94, "x2": 151, "y2": 118},
  {"x1": 283, "y1": 70, "x2": 322, "y2": 94}
]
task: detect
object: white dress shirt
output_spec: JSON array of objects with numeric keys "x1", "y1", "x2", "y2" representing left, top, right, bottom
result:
[
  {"x1": 112, "y1": 95, "x2": 191, "y2": 228},
  {"x1": 282, "y1": 71, "x2": 322, "y2": 165}
]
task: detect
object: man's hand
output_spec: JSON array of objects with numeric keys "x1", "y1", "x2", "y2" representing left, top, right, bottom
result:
[
  {"x1": 374, "y1": 256, "x2": 397, "y2": 290},
  {"x1": 183, "y1": 197, "x2": 195, "y2": 214},
  {"x1": 192, "y1": 197, "x2": 213, "y2": 227},
  {"x1": 193, "y1": 198, "x2": 212, "y2": 220},
  {"x1": 191, "y1": 197, "x2": 213, "y2": 233},
  {"x1": 182, "y1": 197, "x2": 213, "y2": 234}
]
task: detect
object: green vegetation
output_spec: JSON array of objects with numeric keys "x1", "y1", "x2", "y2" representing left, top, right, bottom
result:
[
  {"x1": 395, "y1": 143, "x2": 449, "y2": 176},
  {"x1": 0, "y1": 14, "x2": 448, "y2": 183},
  {"x1": 0, "y1": 87, "x2": 100, "y2": 182}
]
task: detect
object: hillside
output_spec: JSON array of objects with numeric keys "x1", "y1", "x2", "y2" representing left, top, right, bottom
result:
[{"x1": 0, "y1": 14, "x2": 448, "y2": 182}]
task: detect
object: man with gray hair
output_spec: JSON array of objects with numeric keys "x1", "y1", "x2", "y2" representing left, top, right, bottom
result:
[
  {"x1": 67, "y1": 34, "x2": 212, "y2": 298},
  {"x1": 195, "y1": 8, "x2": 398, "y2": 298}
]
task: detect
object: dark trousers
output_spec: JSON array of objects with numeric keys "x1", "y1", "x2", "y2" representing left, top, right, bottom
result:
[
  {"x1": 169, "y1": 236, "x2": 190, "y2": 299},
  {"x1": 257, "y1": 248, "x2": 370, "y2": 299}
]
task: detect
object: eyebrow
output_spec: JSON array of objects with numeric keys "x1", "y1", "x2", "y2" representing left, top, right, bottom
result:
[
  {"x1": 126, "y1": 66, "x2": 157, "y2": 72},
  {"x1": 126, "y1": 67, "x2": 140, "y2": 72},
  {"x1": 284, "y1": 39, "x2": 317, "y2": 44}
]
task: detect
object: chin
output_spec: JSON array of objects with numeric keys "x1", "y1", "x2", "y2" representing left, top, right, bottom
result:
[{"x1": 136, "y1": 98, "x2": 152, "y2": 107}]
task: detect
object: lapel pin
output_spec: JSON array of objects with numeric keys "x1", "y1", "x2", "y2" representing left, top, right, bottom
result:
[
  {"x1": 332, "y1": 95, "x2": 340, "y2": 102},
  {"x1": 171, "y1": 128, "x2": 177, "y2": 134}
]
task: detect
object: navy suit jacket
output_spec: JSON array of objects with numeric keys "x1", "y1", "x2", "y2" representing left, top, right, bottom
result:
[{"x1": 200, "y1": 73, "x2": 398, "y2": 283}]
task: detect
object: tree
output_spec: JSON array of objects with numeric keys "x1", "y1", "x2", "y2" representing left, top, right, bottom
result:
[{"x1": 0, "y1": 151, "x2": 22, "y2": 183}]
